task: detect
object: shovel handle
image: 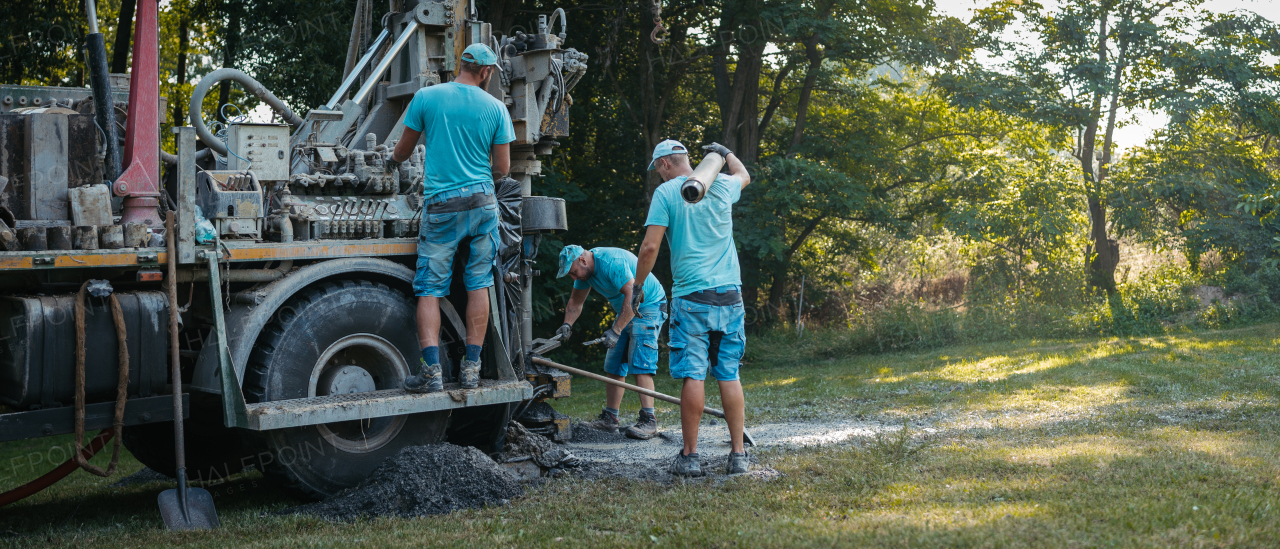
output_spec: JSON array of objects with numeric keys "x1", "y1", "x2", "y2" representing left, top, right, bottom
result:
[
  {"x1": 531, "y1": 357, "x2": 754, "y2": 445},
  {"x1": 532, "y1": 357, "x2": 726, "y2": 418}
]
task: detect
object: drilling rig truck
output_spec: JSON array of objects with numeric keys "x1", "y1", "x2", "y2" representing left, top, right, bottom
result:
[{"x1": 0, "y1": 0, "x2": 582, "y2": 502}]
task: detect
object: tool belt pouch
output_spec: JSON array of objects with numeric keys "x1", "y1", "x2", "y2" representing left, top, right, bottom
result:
[
  {"x1": 427, "y1": 192, "x2": 497, "y2": 214},
  {"x1": 681, "y1": 289, "x2": 742, "y2": 306}
]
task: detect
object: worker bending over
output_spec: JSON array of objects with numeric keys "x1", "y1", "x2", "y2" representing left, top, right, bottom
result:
[
  {"x1": 633, "y1": 139, "x2": 751, "y2": 476},
  {"x1": 392, "y1": 44, "x2": 515, "y2": 392},
  {"x1": 556, "y1": 245, "x2": 669, "y2": 439}
]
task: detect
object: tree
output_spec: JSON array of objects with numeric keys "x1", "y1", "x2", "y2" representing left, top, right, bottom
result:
[
  {"x1": 938, "y1": 0, "x2": 1280, "y2": 294},
  {"x1": 1117, "y1": 107, "x2": 1280, "y2": 272},
  {"x1": 737, "y1": 72, "x2": 1007, "y2": 316},
  {"x1": 0, "y1": 1, "x2": 84, "y2": 85},
  {"x1": 947, "y1": 123, "x2": 1086, "y2": 299}
]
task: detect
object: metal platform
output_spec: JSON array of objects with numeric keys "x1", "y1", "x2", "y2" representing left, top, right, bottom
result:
[{"x1": 243, "y1": 379, "x2": 533, "y2": 431}]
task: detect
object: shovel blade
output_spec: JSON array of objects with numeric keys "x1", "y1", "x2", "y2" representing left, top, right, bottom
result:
[{"x1": 158, "y1": 487, "x2": 220, "y2": 530}]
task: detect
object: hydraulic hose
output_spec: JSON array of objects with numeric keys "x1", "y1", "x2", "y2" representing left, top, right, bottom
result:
[
  {"x1": 85, "y1": 0, "x2": 121, "y2": 182},
  {"x1": 548, "y1": 8, "x2": 567, "y2": 40},
  {"x1": 0, "y1": 429, "x2": 114, "y2": 507},
  {"x1": 188, "y1": 68, "x2": 304, "y2": 156}
]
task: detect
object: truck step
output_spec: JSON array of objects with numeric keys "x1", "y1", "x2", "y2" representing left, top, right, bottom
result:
[{"x1": 243, "y1": 379, "x2": 533, "y2": 431}]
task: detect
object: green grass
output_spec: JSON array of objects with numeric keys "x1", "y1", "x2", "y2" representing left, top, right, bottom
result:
[{"x1": 4, "y1": 324, "x2": 1280, "y2": 547}]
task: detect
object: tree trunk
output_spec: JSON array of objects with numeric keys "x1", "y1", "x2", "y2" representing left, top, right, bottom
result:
[
  {"x1": 1086, "y1": 196, "x2": 1118, "y2": 292},
  {"x1": 767, "y1": 262, "x2": 789, "y2": 320},
  {"x1": 710, "y1": 1, "x2": 765, "y2": 163},
  {"x1": 110, "y1": 0, "x2": 137, "y2": 74},
  {"x1": 787, "y1": 36, "x2": 823, "y2": 156},
  {"x1": 218, "y1": 3, "x2": 242, "y2": 124},
  {"x1": 481, "y1": 0, "x2": 523, "y2": 37},
  {"x1": 1081, "y1": 11, "x2": 1117, "y2": 294},
  {"x1": 638, "y1": 21, "x2": 692, "y2": 202}
]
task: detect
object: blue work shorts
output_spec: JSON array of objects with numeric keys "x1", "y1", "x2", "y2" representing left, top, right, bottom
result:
[
  {"x1": 603, "y1": 301, "x2": 667, "y2": 377},
  {"x1": 413, "y1": 183, "x2": 499, "y2": 297},
  {"x1": 668, "y1": 286, "x2": 746, "y2": 381}
]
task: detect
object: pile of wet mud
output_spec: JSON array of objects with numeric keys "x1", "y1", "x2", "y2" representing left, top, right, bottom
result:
[
  {"x1": 286, "y1": 444, "x2": 522, "y2": 521},
  {"x1": 499, "y1": 421, "x2": 577, "y2": 469}
]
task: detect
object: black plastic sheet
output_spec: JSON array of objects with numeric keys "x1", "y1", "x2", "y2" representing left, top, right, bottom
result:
[
  {"x1": 496, "y1": 176, "x2": 523, "y2": 274},
  {"x1": 495, "y1": 176, "x2": 524, "y2": 373}
]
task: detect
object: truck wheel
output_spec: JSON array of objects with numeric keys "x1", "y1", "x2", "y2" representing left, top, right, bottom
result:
[
  {"x1": 121, "y1": 393, "x2": 258, "y2": 482},
  {"x1": 244, "y1": 280, "x2": 456, "y2": 499}
]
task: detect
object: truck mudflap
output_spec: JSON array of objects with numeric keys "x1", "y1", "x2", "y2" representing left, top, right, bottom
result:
[{"x1": 243, "y1": 379, "x2": 533, "y2": 431}]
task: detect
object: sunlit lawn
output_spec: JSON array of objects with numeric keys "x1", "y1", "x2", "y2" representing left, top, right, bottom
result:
[{"x1": 3, "y1": 323, "x2": 1279, "y2": 547}]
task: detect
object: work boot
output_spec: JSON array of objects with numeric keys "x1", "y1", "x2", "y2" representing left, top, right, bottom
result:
[
  {"x1": 725, "y1": 451, "x2": 750, "y2": 475},
  {"x1": 460, "y1": 359, "x2": 481, "y2": 389},
  {"x1": 624, "y1": 410, "x2": 658, "y2": 440},
  {"x1": 405, "y1": 360, "x2": 443, "y2": 393},
  {"x1": 586, "y1": 410, "x2": 620, "y2": 433},
  {"x1": 669, "y1": 451, "x2": 703, "y2": 477}
]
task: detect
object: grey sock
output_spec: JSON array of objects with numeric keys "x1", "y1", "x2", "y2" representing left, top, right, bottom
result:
[
  {"x1": 641, "y1": 407, "x2": 656, "y2": 417},
  {"x1": 603, "y1": 407, "x2": 619, "y2": 420}
]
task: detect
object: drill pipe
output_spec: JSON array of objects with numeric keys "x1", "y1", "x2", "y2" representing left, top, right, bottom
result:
[{"x1": 679, "y1": 151, "x2": 726, "y2": 204}]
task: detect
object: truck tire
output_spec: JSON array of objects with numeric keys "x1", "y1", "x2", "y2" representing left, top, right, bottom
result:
[
  {"x1": 244, "y1": 279, "x2": 453, "y2": 499},
  {"x1": 121, "y1": 393, "x2": 258, "y2": 482}
]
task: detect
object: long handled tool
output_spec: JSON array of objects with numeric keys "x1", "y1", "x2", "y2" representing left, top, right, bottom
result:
[
  {"x1": 531, "y1": 356, "x2": 756, "y2": 446},
  {"x1": 158, "y1": 212, "x2": 220, "y2": 530}
]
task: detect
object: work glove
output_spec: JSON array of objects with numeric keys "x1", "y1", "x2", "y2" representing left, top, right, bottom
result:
[
  {"x1": 601, "y1": 327, "x2": 621, "y2": 349},
  {"x1": 630, "y1": 282, "x2": 645, "y2": 316},
  {"x1": 556, "y1": 322, "x2": 573, "y2": 340},
  {"x1": 385, "y1": 157, "x2": 402, "y2": 174},
  {"x1": 702, "y1": 142, "x2": 732, "y2": 158}
]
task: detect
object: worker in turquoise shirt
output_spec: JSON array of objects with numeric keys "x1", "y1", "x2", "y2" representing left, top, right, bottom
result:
[
  {"x1": 556, "y1": 245, "x2": 668, "y2": 439},
  {"x1": 390, "y1": 43, "x2": 515, "y2": 393},
  {"x1": 633, "y1": 139, "x2": 751, "y2": 477}
]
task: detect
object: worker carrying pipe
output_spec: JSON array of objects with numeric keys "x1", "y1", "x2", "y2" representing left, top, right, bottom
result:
[
  {"x1": 556, "y1": 244, "x2": 668, "y2": 439},
  {"x1": 389, "y1": 43, "x2": 515, "y2": 392},
  {"x1": 632, "y1": 139, "x2": 752, "y2": 477}
]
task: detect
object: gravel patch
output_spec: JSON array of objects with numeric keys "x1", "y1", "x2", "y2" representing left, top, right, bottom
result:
[{"x1": 284, "y1": 444, "x2": 522, "y2": 521}]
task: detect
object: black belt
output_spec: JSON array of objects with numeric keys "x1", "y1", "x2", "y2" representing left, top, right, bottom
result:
[
  {"x1": 426, "y1": 192, "x2": 496, "y2": 214},
  {"x1": 680, "y1": 289, "x2": 742, "y2": 306}
]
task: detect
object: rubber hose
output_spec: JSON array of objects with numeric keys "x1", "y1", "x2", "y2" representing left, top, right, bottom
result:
[
  {"x1": 0, "y1": 429, "x2": 114, "y2": 507},
  {"x1": 549, "y1": 8, "x2": 567, "y2": 40},
  {"x1": 187, "y1": 68, "x2": 304, "y2": 156},
  {"x1": 86, "y1": 33, "x2": 121, "y2": 181}
]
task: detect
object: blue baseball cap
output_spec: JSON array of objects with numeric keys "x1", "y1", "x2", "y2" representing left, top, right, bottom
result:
[
  {"x1": 557, "y1": 245, "x2": 585, "y2": 278},
  {"x1": 648, "y1": 139, "x2": 688, "y2": 170},
  {"x1": 462, "y1": 43, "x2": 499, "y2": 66}
]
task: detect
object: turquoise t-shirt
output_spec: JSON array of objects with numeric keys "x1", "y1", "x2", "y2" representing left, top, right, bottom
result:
[
  {"x1": 403, "y1": 82, "x2": 516, "y2": 198},
  {"x1": 572, "y1": 247, "x2": 666, "y2": 313},
  {"x1": 643, "y1": 173, "x2": 742, "y2": 297}
]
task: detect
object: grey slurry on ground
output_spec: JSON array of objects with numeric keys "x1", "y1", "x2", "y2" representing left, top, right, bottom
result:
[
  {"x1": 563, "y1": 418, "x2": 894, "y2": 483},
  {"x1": 284, "y1": 418, "x2": 888, "y2": 521}
]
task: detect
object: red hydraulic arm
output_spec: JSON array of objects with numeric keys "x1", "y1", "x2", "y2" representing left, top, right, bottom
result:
[{"x1": 113, "y1": 0, "x2": 163, "y2": 227}]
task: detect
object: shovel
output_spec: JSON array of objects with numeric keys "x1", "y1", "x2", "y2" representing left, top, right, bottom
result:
[
  {"x1": 157, "y1": 212, "x2": 220, "y2": 530},
  {"x1": 531, "y1": 357, "x2": 756, "y2": 446}
]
